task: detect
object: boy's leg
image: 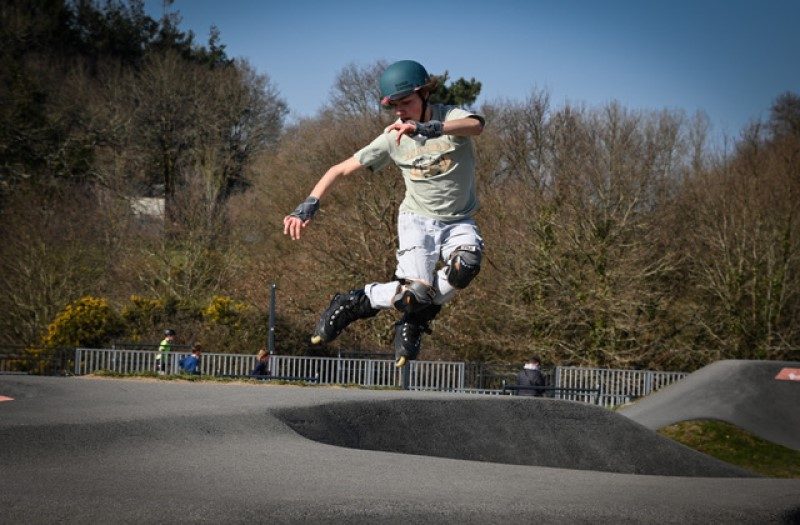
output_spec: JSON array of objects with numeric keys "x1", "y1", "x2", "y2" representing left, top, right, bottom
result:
[
  {"x1": 394, "y1": 219, "x2": 484, "y2": 367},
  {"x1": 393, "y1": 304, "x2": 442, "y2": 367},
  {"x1": 311, "y1": 289, "x2": 380, "y2": 344},
  {"x1": 389, "y1": 213, "x2": 444, "y2": 366},
  {"x1": 310, "y1": 214, "x2": 432, "y2": 345},
  {"x1": 365, "y1": 212, "x2": 439, "y2": 310},
  {"x1": 433, "y1": 219, "x2": 484, "y2": 305}
]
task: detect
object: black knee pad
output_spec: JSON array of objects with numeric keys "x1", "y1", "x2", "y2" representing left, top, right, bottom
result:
[
  {"x1": 393, "y1": 280, "x2": 435, "y2": 313},
  {"x1": 446, "y1": 245, "x2": 482, "y2": 289}
]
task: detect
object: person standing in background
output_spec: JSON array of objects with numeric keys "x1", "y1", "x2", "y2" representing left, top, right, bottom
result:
[{"x1": 517, "y1": 355, "x2": 546, "y2": 396}]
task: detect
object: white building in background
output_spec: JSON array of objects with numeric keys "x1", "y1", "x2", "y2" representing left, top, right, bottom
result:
[{"x1": 130, "y1": 197, "x2": 165, "y2": 219}]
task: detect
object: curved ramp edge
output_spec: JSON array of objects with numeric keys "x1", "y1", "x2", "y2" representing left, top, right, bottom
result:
[
  {"x1": 275, "y1": 397, "x2": 754, "y2": 477},
  {"x1": 619, "y1": 359, "x2": 800, "y2": 451}
]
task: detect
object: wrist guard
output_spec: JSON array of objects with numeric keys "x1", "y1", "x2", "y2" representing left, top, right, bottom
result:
[
  {"x1": 414, "y1": 120, "x2": 444, "y2": 139},
  {"x1": 290, "y1": 196, "x2": 320, "y2": 221}
]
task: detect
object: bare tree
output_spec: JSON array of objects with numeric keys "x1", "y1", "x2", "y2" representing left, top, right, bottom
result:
[
  {"x1": 326, "y1": 61, "x2": 388, "y2": 120},
  {"x1": 0, "y1": 189, "x2": 112, "y2": 346},
  {"x1": 675, "y1": 125, "x2": 800, "y2": 363}
]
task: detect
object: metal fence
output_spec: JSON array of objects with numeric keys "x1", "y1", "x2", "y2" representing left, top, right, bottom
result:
[
  {"x1": 1, "y1": 347, "x2": 72, "y2": 376},
  {"x1": 269, "y1": 355, "x2": 465, "y2": 390},
  {"x1": 74, "y1": 349, "x2": 465, "y2": 391},
  {"x1": 68, "y1": 348, "x2": 685, "y2": 407},
  {"x1": 74, "y1": 348, "x2": 259, "y2": 377},
  {"x1": 554, "y1": 366, "x2": 687, "y2": 407},
  {"x1": 270, "y1": 354, "x2": 398, "y2": 386}
]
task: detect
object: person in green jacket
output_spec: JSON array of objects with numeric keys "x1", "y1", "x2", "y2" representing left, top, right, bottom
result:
[{"x1": 157, "y1": 328, "x2": 176, "y2": 375}]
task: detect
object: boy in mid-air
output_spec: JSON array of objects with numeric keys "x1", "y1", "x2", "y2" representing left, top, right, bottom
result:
[{"x1": 284, "y1": 60, "x2": 485, "y2": 367}]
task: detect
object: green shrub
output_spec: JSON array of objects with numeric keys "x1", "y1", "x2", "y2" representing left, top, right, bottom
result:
[
  {"x1": 121, "y1": 295, "x2": 166, "y2": 340},
  {"x1": 197, "y1": 295, "x2": 267, "y2": 354}
]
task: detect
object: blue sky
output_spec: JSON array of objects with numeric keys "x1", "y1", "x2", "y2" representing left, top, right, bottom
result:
[{"x1": 146, "y1": 0, "x2": 799, "y2": 143}]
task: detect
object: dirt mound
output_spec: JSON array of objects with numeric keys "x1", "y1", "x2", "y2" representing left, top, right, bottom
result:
[{"x1": 276, "y1": 397, "x2": 754, "y2": 477}]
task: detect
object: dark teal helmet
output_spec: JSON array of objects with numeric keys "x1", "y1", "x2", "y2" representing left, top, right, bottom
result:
[{"x1": 379, "y1": 60, "x2": 433, "y2": 106}]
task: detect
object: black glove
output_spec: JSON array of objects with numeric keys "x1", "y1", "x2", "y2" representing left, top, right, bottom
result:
[{"x1": 289, "y1": 196, "x2": 320, "y2": 221}]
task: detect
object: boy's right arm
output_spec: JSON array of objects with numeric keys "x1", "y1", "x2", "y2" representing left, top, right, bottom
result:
[{"x1": 283, "y1": 156, "x2": 365, "y2": 240}]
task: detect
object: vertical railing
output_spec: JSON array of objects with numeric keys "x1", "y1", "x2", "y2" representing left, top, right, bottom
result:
[
  {"x1": 73, "y1": 349, "x2": 469, "y2": 391},
  {"x1": 72, "y1": 349, "x2": 685, "y2": 407},
  {"x1": 269, "y1": 355, "x2": 406, "y2": 387},
  {"x1": 408, "y1": 360, "x2": 466, "y2": 391},
  {"x1": 553, "y1": 366, "x2": 687, "y2": 407}
]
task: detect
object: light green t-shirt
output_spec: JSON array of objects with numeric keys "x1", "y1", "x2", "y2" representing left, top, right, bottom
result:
[{"x1": 354, "y1": 104, "x2": 483, "y2": 221}]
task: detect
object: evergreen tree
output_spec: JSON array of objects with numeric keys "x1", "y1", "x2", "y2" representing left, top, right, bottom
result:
[{"x1": 430, "y1": 71, "x2": 482, "y2": 108}]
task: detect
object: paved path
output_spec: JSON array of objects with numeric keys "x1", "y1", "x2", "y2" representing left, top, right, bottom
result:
[{"x1": 1, "y1": 374, "x2": 799, "y2": 523}]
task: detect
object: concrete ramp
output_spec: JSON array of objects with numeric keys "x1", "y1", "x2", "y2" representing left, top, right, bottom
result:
[
  {"x1": 277, "y1": 397, "x2": 753, "y2": 477},
  {"x1": 619, "y1": 360, "x2": 800, "y2": 450}
]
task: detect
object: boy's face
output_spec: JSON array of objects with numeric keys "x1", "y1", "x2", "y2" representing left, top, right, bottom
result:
[{"x1": 389, "y1": 93, "x2": 424, "y2": 122}]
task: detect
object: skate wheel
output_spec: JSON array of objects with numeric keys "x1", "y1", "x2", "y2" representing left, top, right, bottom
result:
[{"x1": 395, "y1": 356, "x2": 407, "y2": 368}]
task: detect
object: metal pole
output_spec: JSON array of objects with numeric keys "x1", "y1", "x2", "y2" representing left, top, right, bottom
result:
[{"x1": 268, "y1": 283, "x2": 276, "y2": 355}]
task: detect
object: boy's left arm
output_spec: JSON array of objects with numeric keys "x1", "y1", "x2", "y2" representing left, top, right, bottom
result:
[
  {"x1": 386, "y1": 116, "x2": 483, "y2": 144},
  {"x1": 442, "y1": 116, "x2": 484, "y2": 137}
]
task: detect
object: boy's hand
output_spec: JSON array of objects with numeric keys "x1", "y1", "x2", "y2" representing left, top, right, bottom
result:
[
  {"x1": 284, "y1": 196, "x2": 319, "y2": 240},
  {"x1": 385, "y1": 120, "x2": 420, "y2": 145},
  {"x1": 385, "y1": 120, "x2": 443, "y2": 145},
  {"x1": 283, "y1": 215, "x2": 309, "y2": 240}
]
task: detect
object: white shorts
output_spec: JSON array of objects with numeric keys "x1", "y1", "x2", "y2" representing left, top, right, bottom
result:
[{"x1": 366, "y1": 212, "x2": 484, "y2": 308}]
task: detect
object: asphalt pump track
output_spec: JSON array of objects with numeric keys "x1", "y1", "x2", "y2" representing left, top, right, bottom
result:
[{"x1": 1, "y1": 360, "x2": 799, "y2": 523}]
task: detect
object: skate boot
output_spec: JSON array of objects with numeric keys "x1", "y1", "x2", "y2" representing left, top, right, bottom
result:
[
  {"x1": 394, "y1": 304, "x2": 442, "y2": 367},
  {"x1": 311, "y1": 289, "x2": 379, "y2": 345}
]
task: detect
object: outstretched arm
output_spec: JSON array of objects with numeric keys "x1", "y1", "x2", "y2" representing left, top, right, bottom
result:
[
  {"x1": 385, "y1": 116, "x2": 484, "y2": 145},
  {"x1": 283, "y1": 156, "x2": 365, "y2": 240}
]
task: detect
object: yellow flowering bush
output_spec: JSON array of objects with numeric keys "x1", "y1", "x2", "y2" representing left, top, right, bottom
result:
[
  {"x1": 202, "y1": 295, "x2": 250, "y2": 329},
  {"x1": 121, "y1": 295, "x2": 165, "y2": 340},
  {"x1": 42, "y1": 296, "x2": 125, "y2": 349}
]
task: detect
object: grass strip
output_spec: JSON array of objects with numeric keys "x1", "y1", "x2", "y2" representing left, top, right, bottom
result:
[{"x1": 659, "y1": 419, "x2": 800, "y2": 478}]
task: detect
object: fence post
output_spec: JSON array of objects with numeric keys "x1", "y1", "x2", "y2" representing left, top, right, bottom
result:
[
  {"x1": 268, "y1": 283, "x2": 277, "y2": 356},
  {"x1": 400, "y1": 362, "x2": 410, "y2": 390},
  {"x1": 74, "y1": 348, "x2": 81, "y2": 376}
]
